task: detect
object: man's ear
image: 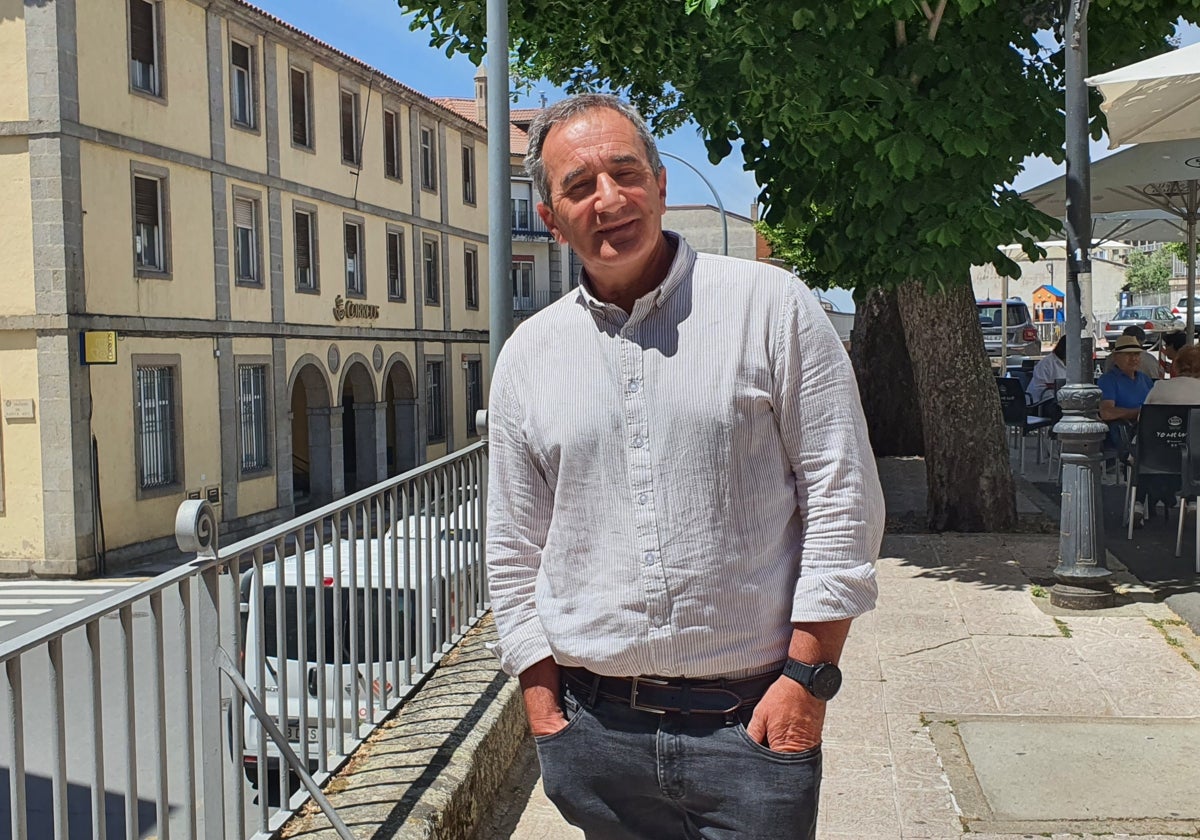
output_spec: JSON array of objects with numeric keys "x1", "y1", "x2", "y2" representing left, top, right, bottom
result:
[
  {"x1": 537, "y1": 203, "x2": 567, "y2": 245},
  {"x1": 657, "y1": 165, "x2": 667, "y2": 205}
]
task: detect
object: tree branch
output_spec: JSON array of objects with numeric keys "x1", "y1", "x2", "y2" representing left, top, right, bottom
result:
[
  {"x1": 920, "y1": 1, "x2": 934, "y2": 21},
  {"x1": 895, "y1": 19, "x2": 907, "y2": 47},
  {"x1": 927, "y1": 0, "x2": 948, "y2": 42}
]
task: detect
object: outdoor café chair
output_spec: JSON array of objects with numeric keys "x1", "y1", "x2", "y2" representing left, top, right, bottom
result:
[
  {"x1": 1177, "y1": 409, "x2": 1200, "y2": 573},
  {"x1": 1124, "y1": 403, "x2": 1196, "y2": 539},
  {"x1": 996, "y1": 377, "x2": 1055, "y2": 475}
]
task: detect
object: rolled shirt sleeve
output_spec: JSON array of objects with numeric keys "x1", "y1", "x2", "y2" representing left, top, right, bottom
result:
[{"x1": 772, "y1": 281, "x2": 885, "y2": 623}]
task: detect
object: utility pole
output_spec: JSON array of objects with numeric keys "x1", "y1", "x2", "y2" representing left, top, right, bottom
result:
[
  {"x1": 1052, "y1": 0, "x2": 1114, "y2": 609},
  {"x1": 487, "y1": 0, "x2": 513, "y2": 374}
]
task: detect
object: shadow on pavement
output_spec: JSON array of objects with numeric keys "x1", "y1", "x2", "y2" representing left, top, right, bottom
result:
[{"x1": 0, "y1": 769, "x2": 165, "y2": 839}]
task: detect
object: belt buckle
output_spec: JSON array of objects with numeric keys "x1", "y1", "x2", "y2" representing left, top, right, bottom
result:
[{"x1": 629, "y1": 676, "x2": 670, "y2": 714}]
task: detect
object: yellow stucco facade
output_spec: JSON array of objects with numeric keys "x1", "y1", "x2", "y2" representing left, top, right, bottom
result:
[{"x1": 0, "y1": 0, "x2": 491, "y2": 575}]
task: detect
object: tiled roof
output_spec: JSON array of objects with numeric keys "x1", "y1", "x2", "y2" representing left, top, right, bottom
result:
[
  {"x1": 433, "y1": 97, "x2": 533, "y2": 155},
  {"x1": 231, "y1": 0, "x2": 482, "y2": 133}
]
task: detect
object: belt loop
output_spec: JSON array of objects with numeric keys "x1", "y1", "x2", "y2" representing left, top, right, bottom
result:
[
  {"x1": 680, "y1": 682, "x2": 691, "y2": 717},
  {"x1": 586, "y1": 673, "x2": 601, "y2": 708}
]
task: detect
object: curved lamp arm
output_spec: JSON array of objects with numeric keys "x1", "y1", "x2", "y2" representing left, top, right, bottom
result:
[{"x1": 660, "y1": 151, "x2": 729, "y2": 257}]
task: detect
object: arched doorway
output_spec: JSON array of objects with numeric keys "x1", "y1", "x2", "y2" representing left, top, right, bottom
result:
[
  {"x1": 339, "y1": 358, "x2": 379, "y2": 493},
  {"x1": 384, "y1": 356, "x2": 418, "y2": 476},
  {"x1": 288, "y1": 359, "x2": 333, "y2": 511}
]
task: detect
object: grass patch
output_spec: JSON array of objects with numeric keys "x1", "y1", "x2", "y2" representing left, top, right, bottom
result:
[
  {"x1": 1053, "y1": 618, "x2": 1072, "y2": 638},
  {"x1": 1030, "y1": 584, "x2": 1048, "y2": 599},
  {"x1": 1150, "y1": 618, "x2": 1200, "y2": 671}
]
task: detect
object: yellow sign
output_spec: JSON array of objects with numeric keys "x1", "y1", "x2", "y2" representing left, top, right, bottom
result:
[{"x1": 82, "y1": 331, "x2": 118, "y2": 365}]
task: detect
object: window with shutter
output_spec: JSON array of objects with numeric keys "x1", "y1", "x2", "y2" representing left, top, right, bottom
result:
[
  {"x1": 341, "y1": 90, "x2": 359, "y2": 165},
  {"x1": 384, "y1": 111, "x2": 399, "y2": 178},
  {"x1": 387, "y1": 231, "x2": 405, "y2": 300},
  {"x1": 133, "y1": 176, "x2": 164, "y2": 271},
  {"x1": 295, "y1": 211, "x2": 314, "y2": 290},
  {"x1": 462, "y1": 146, "x2": 476, "y2": 205},
  {"x1": 420, "y1": 127, "x2": 437, "y2": 191},
  {"x1": 233, "y1": 197, "x2": 257, "y2": 282},
  {"x1": 129, "y1": 0, "x2": 159, "y2": 95},
  {"x1": 345, "y1": 222, "x2": 363, "y2": 294},
  {"x1": 231, "y1": 41, "x2": 254, "y2": 127},
  {"x1": 423, "y1": 239, "x2": 440, "y2": 304},
  {"x1": 464, "y1": 247, "x2": 479, "y2": 309},
  {"x1": 290, "y1": 68, "x2": 310, "y2": 147}
]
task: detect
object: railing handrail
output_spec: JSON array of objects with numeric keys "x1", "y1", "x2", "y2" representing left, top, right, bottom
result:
[{"x1": 0, "y1": 440, "x2": 488, "y2": 664}]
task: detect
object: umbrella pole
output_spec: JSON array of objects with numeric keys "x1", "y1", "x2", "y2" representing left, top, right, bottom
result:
[{"x1": 1188, "y1": 184, "x2": 1197, "y2": 344}]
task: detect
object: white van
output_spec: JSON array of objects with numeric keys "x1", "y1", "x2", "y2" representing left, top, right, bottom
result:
[{"x1": 237, "y1": 509, "x2": 481, "y2": 795}]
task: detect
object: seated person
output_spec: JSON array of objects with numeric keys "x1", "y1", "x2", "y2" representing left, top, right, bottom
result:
[
  {"x1": 1159, "y1": 329, "x2": 1189, "y2": 378},
  {"x1": 1097, "y1": 335, "x2": 1155, "y2": 450},
  {"x1": 1103, "y1": 325, "x2": 1163, "y2": 379},
  {"x1": 1027, "y1": 335, "x2": 1067, "y2": 403},
  {"x1": 1146, "y1": 345, "x2": 1200, "y2": 404}
]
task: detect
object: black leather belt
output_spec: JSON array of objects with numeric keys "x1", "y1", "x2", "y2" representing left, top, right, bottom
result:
[{"x1": 562, "y1": 666, "x2": 781, "y2": 716}]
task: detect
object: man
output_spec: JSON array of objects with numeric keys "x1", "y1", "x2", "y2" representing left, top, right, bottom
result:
[
  {"x1": 1102, "y1": 325, "x2": 1163, "y2": 380},
  {"x1": 1097, "y1": 333, "x2": 1154, "y2": 462},
  {"x1": 486, "y1": 94, "x2": 884, "y2": 840}
]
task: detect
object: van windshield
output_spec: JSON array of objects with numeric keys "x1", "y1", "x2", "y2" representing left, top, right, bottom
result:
[
  {"x1": 262, "y1": 585, "x2": 410, "y2": 664},
  {"x1": 976, "y1": 304, "x2": 1026, "y2": 327}
]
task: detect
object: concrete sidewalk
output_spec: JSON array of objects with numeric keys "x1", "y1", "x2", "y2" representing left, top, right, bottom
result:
[{"x1": 477, "y1": 461, "x2": 1200, "y2": 839}]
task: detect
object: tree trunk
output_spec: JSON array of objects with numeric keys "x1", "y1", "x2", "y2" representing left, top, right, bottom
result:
[
  {"x1": 850, "y1": 287, "x2": 924, "y2": 456},
  {"x1": 895, "y1": 279, "x2": 1017, "y2": 531}
]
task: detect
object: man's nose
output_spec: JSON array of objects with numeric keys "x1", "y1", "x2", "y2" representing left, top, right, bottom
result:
[{"x1": 593, "y1": 173, "x2": 625, "y2": 212}]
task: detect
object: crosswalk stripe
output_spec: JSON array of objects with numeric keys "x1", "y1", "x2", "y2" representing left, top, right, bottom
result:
[
  {"x1": 0, "y1": 609, "x2": 50, "y2": 616},
  {"x1": 0, "y1": 621, "x2": 12, "y2": 628},
  {"x1": 0, "y1": 598, "x2": 82, "y2": 606}
]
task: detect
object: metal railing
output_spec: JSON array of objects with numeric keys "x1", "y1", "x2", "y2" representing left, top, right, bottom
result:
[
  {"x1": 0, "y1": 442, "x2": 488, "y2": 840},
  {"x1": 511, "y1": 214, "x2": 552, "y2": 238},
  {"x1": 513, "y1": 289, "x2": 564, "y2": 313}
]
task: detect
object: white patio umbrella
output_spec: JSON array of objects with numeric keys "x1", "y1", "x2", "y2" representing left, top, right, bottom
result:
[
  {"x1": 1020, "y1": 139, "x2": 1200, "y2": 336},
  {"x1": 1087, "y1": 43, "x2": 1200, "y2": 149}
]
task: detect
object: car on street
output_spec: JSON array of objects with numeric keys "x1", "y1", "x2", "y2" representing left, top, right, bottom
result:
[
  {"x1": 976, "y1": 299, "x2": 1041, "y2": 359},
  {"x1": 1173, "y1": 297, "x2": 1200, "y2": 322},
  {"x1": 1102, "y1": 306, "x2": 1183, "y2": 348}
]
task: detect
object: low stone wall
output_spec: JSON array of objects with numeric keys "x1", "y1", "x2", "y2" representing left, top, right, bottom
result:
[{"x1": 282, "y1": 614, "x2": 529, "y2": 840}]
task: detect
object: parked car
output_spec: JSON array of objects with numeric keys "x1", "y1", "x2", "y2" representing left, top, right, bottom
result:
[
  {"x1": 1172, "y1": 297, "x2": 1200, "y2": 322},
  {"x1": 1102, "y1": 306, "x2": 1183, "y2": 348},
  {"x1": 976, "y1": 299, "x2": 1041, "y2": 359}
]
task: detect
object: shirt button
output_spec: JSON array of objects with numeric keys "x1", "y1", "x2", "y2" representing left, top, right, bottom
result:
[
  {"x1": 643, "y1": 551, "x2": 656, "y2": 565},
  {"x1": 628, "y1": 380, "x2": 640, "y2": 393},
  {"x1": 632, "y1": 436, "x2": 644, "y2": 448},
  {"x1": 638, "y1": 493, "x2": 648, "y2": 505},
  {"x1": 651, "y1": 615, "x2": 663, "y2": 626}
]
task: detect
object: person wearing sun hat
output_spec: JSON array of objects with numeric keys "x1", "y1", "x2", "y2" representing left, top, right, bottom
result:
[{"x1": 1097, "y1": 334, "x2": 1154, "y2": 452}]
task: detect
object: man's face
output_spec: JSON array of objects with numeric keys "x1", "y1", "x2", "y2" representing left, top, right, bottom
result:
[
  {"x1": 1114, "y1": 350, "x2": 1141, "y2": 375},
  {"x1": 535, "y1": 108, "x2": 668, "y2": 286}
]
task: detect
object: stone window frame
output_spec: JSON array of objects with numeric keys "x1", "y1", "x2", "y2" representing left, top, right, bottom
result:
[
  {"x1": 463, "y1": 244, "x2": 480, "y2": 310},
  {"x1": 425, "y1": 357, "x2": 446, "y2": 442},
  {"x1": 464, "y1": 354, "x2": 483, "y2": 438},
  {"x1": 419, "y1": 124, "x2": 438, "y2": 193},
  {"x1": 228, "y1": 29, "x2": 260, "y2": 134},
  {"x1": 126, "y1": 0, "x2": 168, "y2": 103},
  {"x1": 382, "y1": 105, "x2": 403, "y2": 182},
  {"x1": 461, "y1": 142, "x2": 477, "y2": 206},
  {"x1": 235, "y1": 354, "x2": 274, "y2": 478},
  {"x1": 231, "y1": 184, "x2": 265, "y2": 288},
  {"x1": 343, "y1": 213, "x2": 367, "y2": 299},
  {"x1": 287, "y1": 53, "x2": 315, "y2": 153},
  {"x1": 130, "y1": 160, "x2": 173, "y2": 280},
  {"x1": 340, "y1": 80, "x2": 362, "y2": 167},
  {"x1": 422, "y1": 235, "x2": 441, "y2": 306},
  {"x1": 292, "y1": 200, "x2": 320, "y2": 294},
  {"x1": 131, "y1": 353, "x2": 185, "y2": 501},
  {"x1": 385, "y1": 224, "x2": 407, "y2": 302}
]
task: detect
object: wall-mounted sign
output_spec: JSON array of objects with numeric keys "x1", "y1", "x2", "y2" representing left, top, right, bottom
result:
[
  {"x1": 2, "y1": 399, "x2": 34, "y2": 420},
  {"x1": 81, "y1": 330, "x2": 118, "y2": 365},
  {"x1": 333, "y1": 295, "x2": 380, "y2": 322},
  {"x1": 205, "y1": 485, "x2": 222, "y2": 505}
]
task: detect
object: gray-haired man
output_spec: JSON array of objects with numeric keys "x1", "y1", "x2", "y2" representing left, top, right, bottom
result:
[{"x1": 486, "y1": 94, "x2": 885, "y2": 839}]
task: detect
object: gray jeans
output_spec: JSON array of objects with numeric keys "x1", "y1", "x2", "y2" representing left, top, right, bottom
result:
[{"x1": 533, "y1": 685, "x2": 822, "y2": 839}]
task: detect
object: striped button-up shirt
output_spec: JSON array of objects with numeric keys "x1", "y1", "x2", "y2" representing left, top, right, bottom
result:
[{"x1": 486, "y1": 234, "x2": 884, "y2": 679}]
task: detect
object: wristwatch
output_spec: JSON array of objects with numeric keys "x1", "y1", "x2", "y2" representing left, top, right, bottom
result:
[{"x1": 782, "y1": 659, "x2": 842, "y2": 701}]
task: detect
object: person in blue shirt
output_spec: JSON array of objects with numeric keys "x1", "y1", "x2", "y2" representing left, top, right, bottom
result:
[{"x1": 1097, "y1": 334, "x2": 1154, "y2": 451}]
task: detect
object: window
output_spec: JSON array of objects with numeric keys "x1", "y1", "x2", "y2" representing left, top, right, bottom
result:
[
  {"x1": 420, "y1": 126, "x2": 437, "y2": 190},
  {"x1": 340, "y1": 89, "x2": 360, "y2": 165},
  {"x1": 462, "y1": 145, "x2": 476, "y2": 205},
  {"x1": 464, "y1": 246, "x2": 479, "y2": 310},
  {"x1": 129, "y1": 0, "x2": 161, "y2": 96},
  {"x1": 511, "y1": 197, "x2": 531, "y2": 231},
  {"x1": 344, "y1": 221, "x2": 364, "y2": 295},
  {"x1": 230, "y1": 40, "x2": 255, "y2": 128},
  {"x1": 466, "y1": 360, "x2": 482, "y2": 435},
  {"x1": 423, "y1": 238, "x2": 440, "y2": 304},
  {"x1": 238, "y1": 364, "x2": 270, "y2": 473},
  {"x1": 387, "y1": 230, "x2": 405, "y2": 301},
  {"x1": 512, "y1": 259, "x2": 533, "y2": 309},
  {"x1": 135, "y1": 365, "x2": 179, "y2": 490},
  {"x1": 289, "y1": 67, "x2": 311, "y2": 147},
  {"x1": 233, "y1": 195, "x2": 259, "y2": 284},
  {"x1": 383, "y1": 110, "x2": 401, "y2": 179},
  {"x1": 426, "y1": 360, "x2": 445, "y2": 441},
  {"x1": 294, "y1": 209, "x2": 317, "y2": 291},
  {"x1": 133, "y1": 175, "x2": 166, "y2": 272}
]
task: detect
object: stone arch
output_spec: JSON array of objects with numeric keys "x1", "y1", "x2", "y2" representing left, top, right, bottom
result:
[
  {"x1": 383, "y1": 352, "x2": 419, "y2": 475},
  {"x1": 338, "y1": 356, "x2": 382, "y2": 492},
  {"x1": 287, "y1": 356, "x2": 335, "y2": 509}
]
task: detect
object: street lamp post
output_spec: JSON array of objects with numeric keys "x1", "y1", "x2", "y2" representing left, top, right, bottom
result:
[
  {"x1": 660, "y1": 151, "x2": 729, "y2": 256},
  {"x1": 486, "y1": 0, "x2": 513, "y2": 374},
  {"x1": 1053, "y1": 0, "x2": 1114, "y2": 609}
]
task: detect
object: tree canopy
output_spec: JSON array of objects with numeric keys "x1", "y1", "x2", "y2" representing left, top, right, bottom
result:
[
  {"x1": 400, "y1": 0, "x2": 1199, "y2": 292},
  {"x1": 1126, "y1": 246, "x2": 1174, "y2": 293}
]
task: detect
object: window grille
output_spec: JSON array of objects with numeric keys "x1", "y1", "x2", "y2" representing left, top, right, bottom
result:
[
  {"x1": 136, "y1": 366, "x2": 177, "y2": 488},
  {"x1": 239, "y1": 365, "x2": 269, "y2": 472}
]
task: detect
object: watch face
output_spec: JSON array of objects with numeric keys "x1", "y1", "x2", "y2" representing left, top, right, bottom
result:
[{"x1": 811, "y1": 665, "x2": 842, "y2": 700}]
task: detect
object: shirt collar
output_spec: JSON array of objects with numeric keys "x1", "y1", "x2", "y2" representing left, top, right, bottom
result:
[{"x1": 574, "y1": 232, "x2": 696, "y2": 315}]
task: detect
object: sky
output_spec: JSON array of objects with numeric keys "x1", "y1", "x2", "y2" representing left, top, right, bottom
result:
[{"x1": 250, "y1": 1, "x2": 1199, "y2": 312}]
